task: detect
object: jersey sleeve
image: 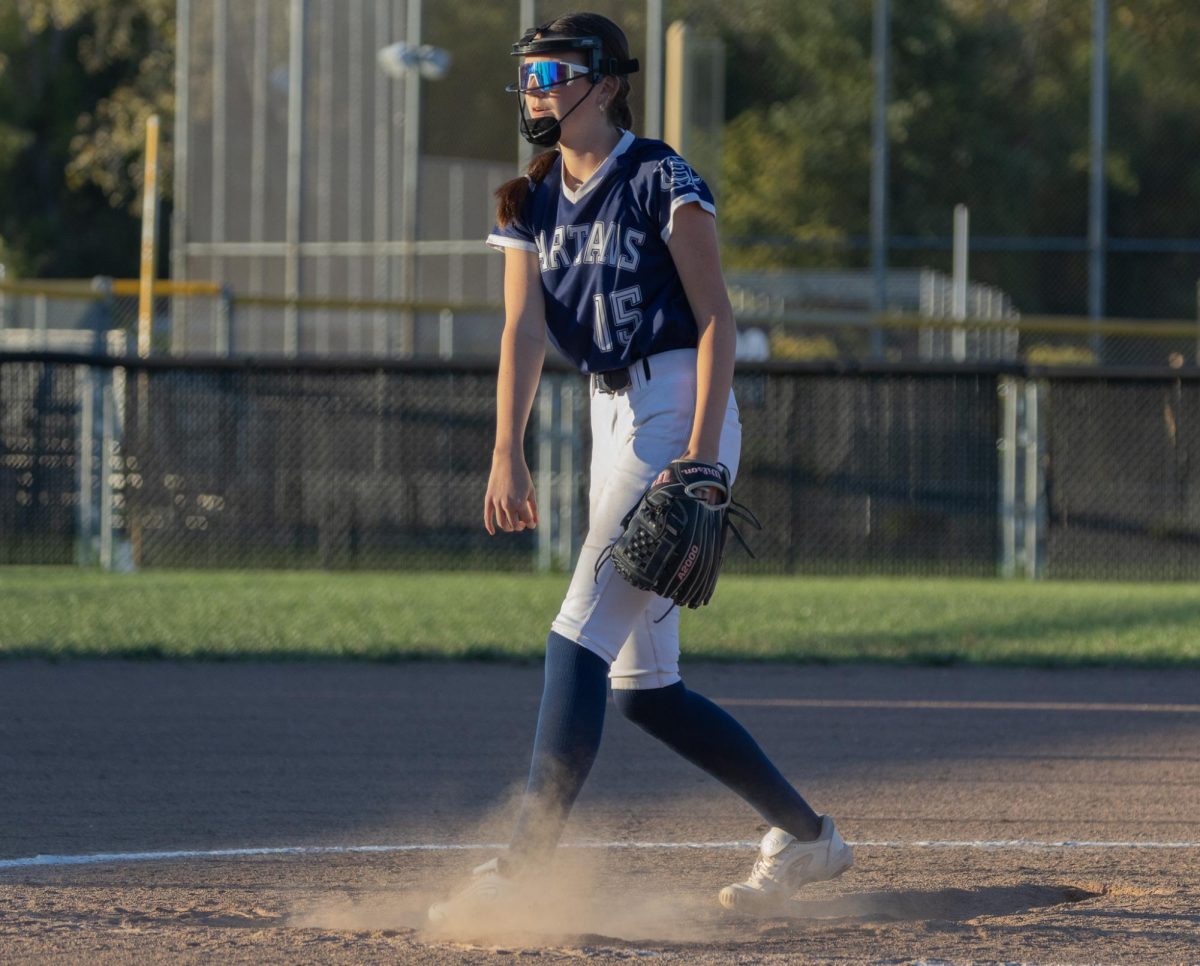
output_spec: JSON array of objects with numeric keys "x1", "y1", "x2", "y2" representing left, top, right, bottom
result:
[
  {"x1": 485, "y1": 198, "x2": 537, "y2": 255},
  {"x1": 651, "y1": 155, "x2": 716, "y2": 242},
  {"x1": 486, "y1": 221, "x2": 537, "y2": 254}
]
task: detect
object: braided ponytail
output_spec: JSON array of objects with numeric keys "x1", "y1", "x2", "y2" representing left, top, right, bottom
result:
[{"x1": 495, "y1": 149, "x2": 558, "y2": 228}]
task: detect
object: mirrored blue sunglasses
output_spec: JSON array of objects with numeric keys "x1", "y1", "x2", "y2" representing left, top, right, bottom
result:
[{"x1": 514, "y1": 60, "x2": 591, "y2": 93}]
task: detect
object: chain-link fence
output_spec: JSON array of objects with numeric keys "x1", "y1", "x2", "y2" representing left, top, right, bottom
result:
[
  {"x1": 1041, "y1": 374, "x2": 1200, "y2": 579},
  {"x1": 0, "y1": 360, "x2": 80, "y2": 565},
  {"x1": 734, "y1": 366, "x2": 1000, "y2": 576},
  {"x1": 119, "y1": 362, "x2": 519, "y2": 569},
  {"x1": 167, "y1": 1, "x2": 1200, "y2": 361},
  {"x1": 4, "y1": 351, "x2": 1200, "y2": 579}
]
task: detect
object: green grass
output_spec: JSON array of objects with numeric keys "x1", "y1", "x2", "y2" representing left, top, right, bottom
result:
[{"x1": 3, "y1": 567, "x2": 1200, "y2": 666}]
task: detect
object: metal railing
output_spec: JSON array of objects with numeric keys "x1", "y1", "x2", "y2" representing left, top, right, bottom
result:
[{"x1": 4, "y1": 279, "x2": 1200, "y2": 370}]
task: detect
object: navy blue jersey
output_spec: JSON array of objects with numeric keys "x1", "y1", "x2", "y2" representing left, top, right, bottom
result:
[{"x1": 486, "y1": 132, "x2": 716, "y2": 374}]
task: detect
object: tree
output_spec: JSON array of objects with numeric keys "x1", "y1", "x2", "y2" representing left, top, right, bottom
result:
[
  {"x1": 689, "y1": 0, "x2": 1200, "y2": 316},
  {"x1": 0, "y1": 0, "x2": 172, "y2": 278}
]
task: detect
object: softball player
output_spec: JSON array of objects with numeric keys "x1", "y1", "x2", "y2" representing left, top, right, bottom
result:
[{"x1": 429, "y1": 11, "x2": 852, "y2": 922}]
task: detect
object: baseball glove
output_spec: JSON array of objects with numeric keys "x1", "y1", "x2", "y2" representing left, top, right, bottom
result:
[{"x1": 598, "y1": 459, "x2": 761, "y2": 613}]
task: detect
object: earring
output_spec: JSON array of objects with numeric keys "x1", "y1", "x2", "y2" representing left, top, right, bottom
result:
[{"x1": 599, "y1": 102, "x2": 607, "y2": 112}]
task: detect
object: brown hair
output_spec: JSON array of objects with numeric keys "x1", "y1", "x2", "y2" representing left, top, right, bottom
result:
[{"x1": 495, "y1": 12, "x2": 636, "y2": 227}]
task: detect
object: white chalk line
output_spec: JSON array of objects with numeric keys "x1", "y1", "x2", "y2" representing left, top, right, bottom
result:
[
  {"x1": 4, "y1": 838, "x2": 1200, "y2": 870},
  {"x1": 716, "y1": 697, "x2": 1200, "y2": 714}
]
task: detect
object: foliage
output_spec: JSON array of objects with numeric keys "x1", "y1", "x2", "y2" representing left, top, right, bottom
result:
[
  {"x1": 64, "y1": 0, "x2": 174, "y2": 210},
  {"x1": 680, "y1": 0, "x2": 1200, "y2": 316},
  {"x1": 0, "y1": 0, "x2": 172, "y2": 278}
]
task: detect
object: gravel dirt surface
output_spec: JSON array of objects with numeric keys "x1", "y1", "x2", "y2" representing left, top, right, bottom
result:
[{"x1": 2, "y1": 661, "x2": 1199, "y2": 963}]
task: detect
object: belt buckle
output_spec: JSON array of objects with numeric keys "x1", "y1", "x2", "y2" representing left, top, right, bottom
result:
[{"x1": 595, "y1": 367, "x2": 631, "y2": 395}]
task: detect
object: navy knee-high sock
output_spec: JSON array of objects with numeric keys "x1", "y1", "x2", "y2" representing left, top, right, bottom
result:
[
  {"x1": 613, "y1": 682, "x2": 822, "y2": 841},
  {"x1": 508, "y1": 632, "x2": 609, "y2": 868}
]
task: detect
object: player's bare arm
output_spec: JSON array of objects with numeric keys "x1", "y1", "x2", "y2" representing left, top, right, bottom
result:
[
  {"x1": 485, "y1": 248, "x2": 545, "y2": 535},
  {"x1": 667, "y1": 201, "x2": 737, "y2": 469}
]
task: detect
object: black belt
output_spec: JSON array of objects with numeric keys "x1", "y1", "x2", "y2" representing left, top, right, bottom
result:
[{"x1": 592, "y1": 357, "x2": 652, "y2": 395}]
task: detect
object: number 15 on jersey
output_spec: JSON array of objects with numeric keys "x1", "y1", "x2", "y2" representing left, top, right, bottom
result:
[{"x1": 592, "y1": 285, "x2": 644, "y2": 352}]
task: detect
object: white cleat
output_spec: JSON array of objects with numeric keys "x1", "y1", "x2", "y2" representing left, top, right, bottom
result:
[
  {"x1": 427, "y1": 857, "x2": 515, "y2": 925},
  {"x1": 718, "y1": 815, "x2": 854, "y2": 911}
]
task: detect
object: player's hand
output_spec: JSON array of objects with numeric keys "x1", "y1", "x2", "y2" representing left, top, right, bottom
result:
[
  {"x1": 484, "y1": 453, "x2": 539, "y2": 535},
  {"x1": 678, "y1": 450, "x2": 723, "y2": 505}
]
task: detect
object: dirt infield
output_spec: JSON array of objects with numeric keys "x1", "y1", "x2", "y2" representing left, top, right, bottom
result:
[{"x1": 2, "y1": 661, "x2": 1198, "y2": 963}]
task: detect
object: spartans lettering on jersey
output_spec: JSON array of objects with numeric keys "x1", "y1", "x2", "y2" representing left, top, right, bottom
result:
[{"x1": 535, "y1": 222, "x2": 647, "y2": 274}]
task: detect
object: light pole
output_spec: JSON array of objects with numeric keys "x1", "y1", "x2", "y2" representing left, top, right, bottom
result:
[
  {"x1": 1088, "y1": 0, "x2": 1109, "y2": 358},
  {"x1": 869, "y1": 0, "x2": 891, "y2": 360},
  {"x1": 518, "y1": 0, "x2": 535, "y2": 169},
  {"x1": 645, "y1": 0, "x2": 663, "y2": 140},
  {"x1": 378, "y1": 34, "x2": 451, "y2": 356}
]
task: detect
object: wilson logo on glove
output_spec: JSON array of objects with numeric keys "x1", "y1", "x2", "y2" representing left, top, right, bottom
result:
[{"x1": 595, "y1": 459, "x2": 761, "y2": 618}]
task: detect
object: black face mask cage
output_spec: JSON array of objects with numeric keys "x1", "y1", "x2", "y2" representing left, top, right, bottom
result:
[{"x1": 506, "y1": 25, "x2": 640, "y2": 145}]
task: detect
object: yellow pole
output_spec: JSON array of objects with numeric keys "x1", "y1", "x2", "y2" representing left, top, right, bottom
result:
[
  {"x1": 132, "y1": 113, "x2": 160, "y2": 569},
  {"x1": 663, "y1": 22, "x2": 687, "y2": 154},
  {"x1": 138, "y1": 114, "x2": 161, "y2": 357}
]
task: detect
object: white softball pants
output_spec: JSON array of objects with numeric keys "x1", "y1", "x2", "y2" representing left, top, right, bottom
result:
[{"x1": 549, "y1": 348, "x2": 743, "y2": 690}]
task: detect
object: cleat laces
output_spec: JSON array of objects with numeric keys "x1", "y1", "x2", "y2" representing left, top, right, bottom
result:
[{"x1": 747, "y1": 852, "x2": 781, "y2": 890}]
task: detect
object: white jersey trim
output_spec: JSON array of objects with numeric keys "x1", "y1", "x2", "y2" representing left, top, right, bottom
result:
[
  {"x1": 561, "y1": 129, "x2": 636, "y2": 205},
  {"x1": 662, "y1": 194, "x2": 717, "y2": 242},
  {"x1": 486, "y1": 233, "x2": 538, "y2": 254}
]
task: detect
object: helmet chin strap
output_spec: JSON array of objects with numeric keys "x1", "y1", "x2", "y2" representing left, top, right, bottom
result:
[{"x1": 519, "y1": 81, "x2": 599, "y2": 147}]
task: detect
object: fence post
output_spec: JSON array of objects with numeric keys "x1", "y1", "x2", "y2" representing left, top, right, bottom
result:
[
  {"x1": 99, "y1": 374, "x2": 115, "y2": 570},
  {"x1": 76, "y1": 365, "x2": 98, "y2": 566},
  {"x1": 1023, "y1": 379, "x2": 1047, "y2": 579},
  {"x1": 998, "y1": 376, "x2": 1018, "y2": 577},
  {"x1": 216, "y1": 284, "x2": 233, "y2": 356},
  {"x1": 98, "y1": 368, "x2": 134, "y2": 572},
  {"x1": 999, "y1": 376, "x2": 1046, "y2": 580},
  {"x1": 951, "y1": 203, "x2": 969, "y2": 362},
  {"x1": 33, "y1": 293, "x2": 48, "y2": 350},
  {"x1": 917, "y1": 268, "x2": 933, "y2": 358},
  {"x1": 91, "y1": 277, "x2": 116, "y2": 354}
]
